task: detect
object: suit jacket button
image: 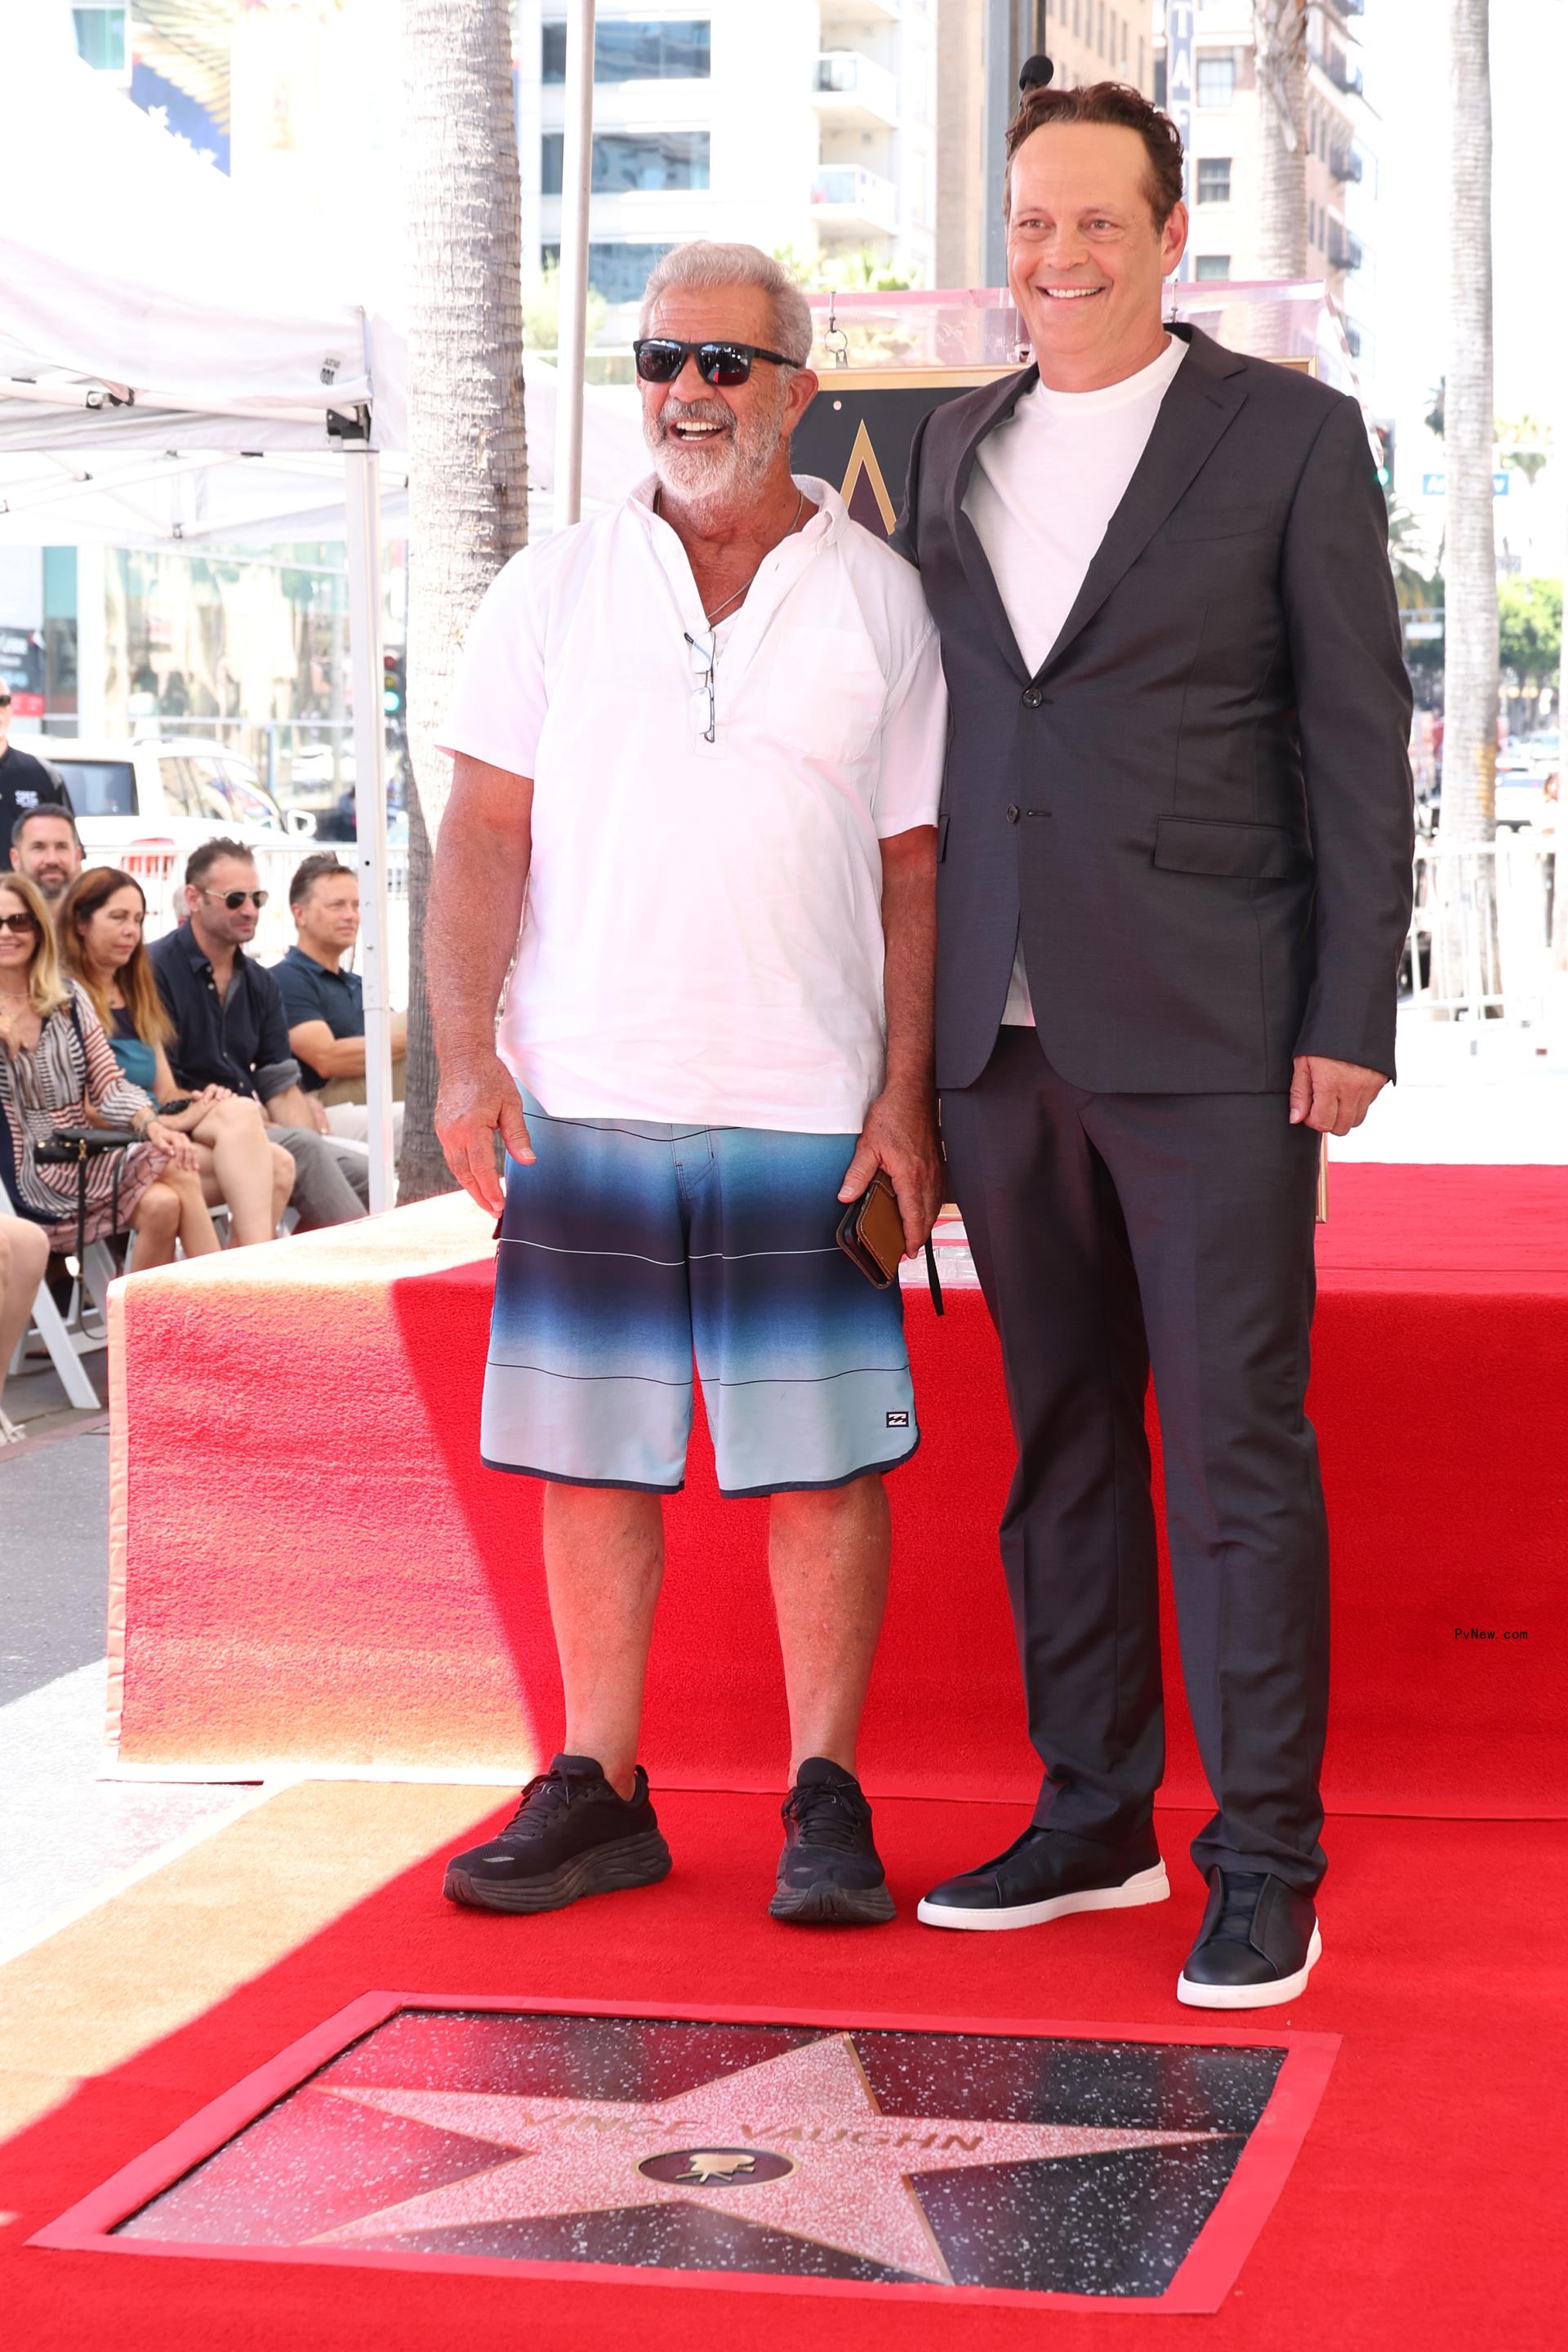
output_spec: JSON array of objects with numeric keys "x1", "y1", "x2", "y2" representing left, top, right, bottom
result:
[
  {"x1": 1022, "y1": 686, "x2": 1044, "y2": 708},
  {"x1": 1005, "y1": 804, "x2": 1020, "y2": 823}
]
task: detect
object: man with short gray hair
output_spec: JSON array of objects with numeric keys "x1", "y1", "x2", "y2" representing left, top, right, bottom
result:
[{"x1": 428, "y1": 241, "x2": 947, "y2": 1927}]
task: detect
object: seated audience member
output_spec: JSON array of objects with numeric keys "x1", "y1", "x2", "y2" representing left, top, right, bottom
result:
[
  {"x1": 58, "y1": 867, "x2": 296, "y2": 1248},
  {"x1": 273, "y1": 853, "x2": 406, "y2": 1149},
  {"x1": 0, "y1": 1211, "x2": 50, "y2": 1442},
  {"x1": 0, "y1": 872, "x2": 217, "y2": 1269},
  {"x1": 149, "y1": 839, "x2": 369, "y2": 1230},
  {"x1": 11, "y1": 806, "x2": 83, "y2": 905}
]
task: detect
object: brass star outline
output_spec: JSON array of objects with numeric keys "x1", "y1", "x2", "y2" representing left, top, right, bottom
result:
[{"x1": 310, "y1": 2032, "x2": 1226, "y2": 2284}]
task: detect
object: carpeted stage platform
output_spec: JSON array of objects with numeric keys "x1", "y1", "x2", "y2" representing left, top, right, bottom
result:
[{"x1": 106, "y1": 1164, "x2": 1568, "y2": 1816}]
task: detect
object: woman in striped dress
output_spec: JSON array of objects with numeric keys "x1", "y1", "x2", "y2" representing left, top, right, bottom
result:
[{"x1": 0, "y1": 871, "x2": 219, "y2": 1267}]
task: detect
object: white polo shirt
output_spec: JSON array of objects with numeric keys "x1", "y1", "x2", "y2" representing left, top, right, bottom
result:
[{"x1": 437, "y1": 476, "x2": 947, "y2": 1134}]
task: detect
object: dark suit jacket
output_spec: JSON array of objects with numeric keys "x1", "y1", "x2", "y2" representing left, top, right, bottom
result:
[{"x1": 895, "y1": 324, "x2": 1414, "y2": 1094}]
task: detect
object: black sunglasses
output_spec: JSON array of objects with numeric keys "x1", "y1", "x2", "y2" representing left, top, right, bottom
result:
[
  {"x1": 633, "y1": 337, "x2": 800, "y2": 388},
  {"x1": 202, "y1": 886, "x2": 269, "y2": 911},
  {"x1": 0, "y1": 693, "x2": 12, "y2": 707}
]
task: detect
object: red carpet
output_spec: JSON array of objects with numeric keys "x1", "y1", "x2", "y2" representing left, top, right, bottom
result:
[
  {"x1": 108, "y1": 1165, "x2": 1568, "y2": 1815},
  {"x1": 3, "y1": 1793, "x2": 1565, "y2": 2349}
]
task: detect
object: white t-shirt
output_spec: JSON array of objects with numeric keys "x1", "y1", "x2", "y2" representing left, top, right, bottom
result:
[
  {"x1": 964, "y1": 335, "x2": 1187, "y2": 1022},
  {"x1": 437, "y1": 477, "x2": 947, "y2": 1133}
]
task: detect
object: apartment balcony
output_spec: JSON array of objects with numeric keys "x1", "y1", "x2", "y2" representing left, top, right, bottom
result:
[
  {"x1": 811, "y1": 165, "x2": 898, "y2": 239},
  {"x1": 1330, "y1": 144, "x2": 1363, "y2": 183},
  {"x1": 1327, "y1": 222, "x2": 1364, "y2": 273},
  {"x1": 1325, "y1": 52, "x2": 1365, "y2": 96},
  {"x1": 813, "y1": 50, "x2": 899, "y2": 131},
  {"x1": 1323, "y1": 1, "x2": 1365, "y2": 18}
]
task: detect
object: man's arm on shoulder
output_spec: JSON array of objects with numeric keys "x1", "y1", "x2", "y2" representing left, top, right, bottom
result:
[
  {"x1": 428, "y1": 752, "x2": 535, "y2": 1214},
  {"x1": 1281, "y1": 393, "x2": 1414, "y2": 1126}
]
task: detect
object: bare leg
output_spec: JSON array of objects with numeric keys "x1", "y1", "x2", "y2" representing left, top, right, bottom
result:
[
  {"x1": 127, "y1": 1179, "x2": 181, "y2": 1270},
  {"x1": 544, "y1": 1485, "x2": 665, "y2": 1798},
  {"x1": 0, "y1": 1217, "x2": 50, "y2": 1418},
  {"x1": 167, "y1": 1168, "x2": 221, "y2": 1258},
  {"x1": 189, "y1": 1098, "x2": 278, "y2": 1246},
  {"x1": 768, "y1": 1472, "x2": 890, "y2": 1783}
]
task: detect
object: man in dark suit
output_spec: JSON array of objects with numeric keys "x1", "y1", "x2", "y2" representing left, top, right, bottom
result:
[{"x1": 898, "y1": 80, "x2": 1413, "y2": 2007}]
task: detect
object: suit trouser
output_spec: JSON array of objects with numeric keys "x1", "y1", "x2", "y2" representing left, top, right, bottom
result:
[
  {"x1": 939, "y1": 1027, "x2": 1329, "y2": 1892},
  {"x1": 265, "y1": 1125, "x2": 370, "y2": 1229}
]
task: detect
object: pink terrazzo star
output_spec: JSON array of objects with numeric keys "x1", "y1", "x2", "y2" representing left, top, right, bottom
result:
[{"x1": 312, "y1": 2032, "x2": 1224, "y2": 2283}]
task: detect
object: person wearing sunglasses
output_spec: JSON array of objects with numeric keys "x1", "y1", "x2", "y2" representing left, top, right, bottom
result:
[
  {"x1": 149, "y1": 838, "x2": 370, "y2": 1231},
  {"x1": 429, "y1": 239, "x2": 948, "y2": 1930},
  {"x1": 0, "y1": 870, "x2": 219, "y2": 1272},
  {"x1": 0, "y1": 684, "x2": 74, "y2": 855}
]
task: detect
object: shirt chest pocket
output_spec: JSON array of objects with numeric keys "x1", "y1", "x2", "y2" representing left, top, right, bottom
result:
[{"x1": 760, "y1": 626, "x2": 887, "y2": 766}]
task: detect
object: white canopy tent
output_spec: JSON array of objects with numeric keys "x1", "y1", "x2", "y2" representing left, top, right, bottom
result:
[{"x1": 0, "y1": 22, "x2": 638, "y2": 1210}]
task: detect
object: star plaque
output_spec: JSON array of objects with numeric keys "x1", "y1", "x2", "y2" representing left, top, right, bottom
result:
[{"x1": 33, "y1": 1995, "x2": 1339, "y2": 2314}]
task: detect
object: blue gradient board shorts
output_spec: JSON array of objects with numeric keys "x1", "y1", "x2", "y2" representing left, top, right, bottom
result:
[{"x1": 482, "y1": 1095, "x2": 918, "y2": 1497}]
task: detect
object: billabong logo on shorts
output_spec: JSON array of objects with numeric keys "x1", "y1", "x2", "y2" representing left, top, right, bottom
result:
[{"x1": 886, "y1": 1410, "x2": 910, "y2": 1428}]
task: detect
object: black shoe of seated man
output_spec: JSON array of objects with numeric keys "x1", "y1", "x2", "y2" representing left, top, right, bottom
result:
[
  {"x1": 1177, "y1": 1869, "x2": 1322, "y2": 2009},
  {"x1": 443, "y1": 1753, "x2": 671, "y2": 1915},
  {"x1": 917, "y1": 1822, "x2": 1169, "y2": 1931},
  {"x1": 768, "y1": 1757, "x2": 895, "y2": 1925}
]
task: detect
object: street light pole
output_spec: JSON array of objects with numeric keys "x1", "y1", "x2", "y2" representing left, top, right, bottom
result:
[{"x1": 554, "y1": 0, "x2": 595, "y2": 530}]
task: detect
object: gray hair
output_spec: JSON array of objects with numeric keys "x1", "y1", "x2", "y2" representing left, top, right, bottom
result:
[{"x1": 639, "y1": 242, "x2": 813, "y2": 368}]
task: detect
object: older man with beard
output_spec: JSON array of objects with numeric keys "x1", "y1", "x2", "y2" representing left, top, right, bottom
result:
[{"x1": 427, "y1": 241, "x2": 947, "y2": 1927}]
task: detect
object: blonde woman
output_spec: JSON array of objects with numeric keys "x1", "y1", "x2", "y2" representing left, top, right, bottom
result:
[
  {"x1": 58, "y1": 868, "x2": 293, "y2": 1247},
  {"x1": 0, "y1": 871, "x2": 217, "y2": 1270}
]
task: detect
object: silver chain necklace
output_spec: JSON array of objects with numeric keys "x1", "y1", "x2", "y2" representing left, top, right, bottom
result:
[{"x1": 656, "y1": 485, "x2": 807, "y2": 626}]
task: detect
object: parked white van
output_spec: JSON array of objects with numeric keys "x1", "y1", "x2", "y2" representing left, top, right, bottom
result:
[{"x1": 40, "y1": 738, "x2": 314, "y2": 865}]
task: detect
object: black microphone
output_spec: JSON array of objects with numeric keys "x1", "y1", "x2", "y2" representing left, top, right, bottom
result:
[{"x1": 1018, "y1": 53, "x2": 1055, "y2": 93}]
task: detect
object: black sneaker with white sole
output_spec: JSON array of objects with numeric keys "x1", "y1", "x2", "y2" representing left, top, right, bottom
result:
[
  {"x1": 443, "y1": 1753, "x2": 671, "y2": 1915},
  {"x1": 1176, "y1": 1869, "x2": 1321, "y2": 2009},
  {"x1": 768, "y1": 1757, "x2": 895, "y2": 1925},
  {"x1": 917, "y1": 1823, "x2": 1169, "y2": 1931}
]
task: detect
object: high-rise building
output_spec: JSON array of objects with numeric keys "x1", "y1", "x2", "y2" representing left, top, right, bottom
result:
[
  {"x1": 936, "y1": 2, "x2": 1156, "y2": 292},
  {"x1": 1154, "y1": 2, "x2": 1379, "y2": 372},
  {"x1": 518, "y1": 2, "x2": 942, "y2": 317}
]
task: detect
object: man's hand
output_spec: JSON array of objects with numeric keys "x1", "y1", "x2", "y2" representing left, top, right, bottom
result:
[
  {"x1": 435, "y1": 1049, "x2": 535, "y2": 1218},
  {"x1": 1289, "y1": 1055, "x2": 1387, "y2": 1137},
  {"x1": 838, "y1": 1082, "x2": 945, "y2": 1258}
]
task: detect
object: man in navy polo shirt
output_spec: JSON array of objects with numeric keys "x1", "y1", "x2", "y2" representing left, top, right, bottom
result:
[{"x1": 274, "y1": 853, "x2": 406, "y2": 1148}]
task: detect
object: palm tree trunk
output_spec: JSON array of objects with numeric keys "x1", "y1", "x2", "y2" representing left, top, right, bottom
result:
[
  {"x1": 1443, "y1": 0, "x2": 1498, "y2": 849},
  {"x1": 1434, "y1": 0, "x2": 1499, "y2": 1010},
  {"x1": 399, "y1": 0, "x2": 529, "y2": 1200},
  {"x1": 1253, "y1": 0, "x2": 1307, "y2": 281}
]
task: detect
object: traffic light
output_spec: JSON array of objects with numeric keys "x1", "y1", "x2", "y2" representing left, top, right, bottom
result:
[
  {"x1": 382, "y1": 649, "x2": 405, "y2": 719},
  {"x1": 1371, "y1": 418, "x2": 1395, "y2": 497}
]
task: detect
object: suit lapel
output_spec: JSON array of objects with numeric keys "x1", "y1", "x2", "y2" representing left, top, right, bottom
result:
[
  {"x1": 1039, "y1": 327, "x2": 1250, "y2": 679},
  {"x1": 945, "y1": 365, "x2": 1038, "y2": 684}
]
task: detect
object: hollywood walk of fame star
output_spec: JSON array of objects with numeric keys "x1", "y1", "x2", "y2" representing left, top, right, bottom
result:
[{"x1": 312, "y1": 2033, "x2": 1227, "y2": 2284}]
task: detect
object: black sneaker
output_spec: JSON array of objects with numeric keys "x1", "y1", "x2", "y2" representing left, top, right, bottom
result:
[
  {"x1": 768, "y1": 1757, "x2": 895, "y2": 1926},
  {"x1": 443, "y1": 1753, "x2": 671, "y2": 1914},
  {"x1": 917, "y1": 1824, "x2": 1169, "y2": 1931},
  {"x1": 1177, "y1": 1869, "x2": 1321, "y2": 2010}
]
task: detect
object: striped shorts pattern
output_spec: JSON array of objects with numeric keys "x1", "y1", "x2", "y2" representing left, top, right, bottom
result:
[{"x1": 483, "y1": 1096, "x2": 918, "y2": 1497}]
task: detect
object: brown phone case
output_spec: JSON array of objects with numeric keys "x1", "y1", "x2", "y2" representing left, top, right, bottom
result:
[{"x1": 835, "y1": 1169, "x2": 906, "y2": 1289}]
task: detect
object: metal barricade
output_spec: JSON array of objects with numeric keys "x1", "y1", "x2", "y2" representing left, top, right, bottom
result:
[{"x1": 1408, "y1": 835, "x2": 1562, "y2": 1024}]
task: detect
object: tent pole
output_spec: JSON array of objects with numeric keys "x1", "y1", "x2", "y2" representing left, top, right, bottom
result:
[
  {"x1": 554, "y1": 0, "x2": 595, "y2": 529},
  {"x1": 343, "y1": 439, "x2": 394, "y2": 1213}
]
